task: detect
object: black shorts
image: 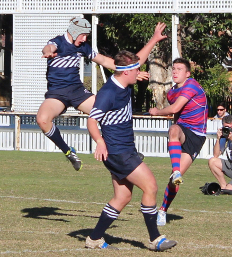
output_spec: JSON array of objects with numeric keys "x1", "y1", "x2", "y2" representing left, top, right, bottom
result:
[
  {"x1": 178, "y1": 124, "x2": 206, "y2": 161},
  {"x1": 45, "y1": 84, "x2": 93, "y2": 111},
  {"x1": 103, "y1": 150, "x2": 142, "y2": 180}
]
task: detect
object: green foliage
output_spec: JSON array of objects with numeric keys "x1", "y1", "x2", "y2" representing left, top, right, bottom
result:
[
  {"x1": 97, "y1": 13, "x2": 232, "y2": 113},
  {"x1": 98, "y1": 14, "x2": 172, "y2": 56},
  {"x1": 192, "y1": 64, "x2": 231, "y2": 117},
  {"x1": 180, "y1": 13, "x2": 232, "y2": 69},
  {"x1": 98, "y1": 13, "x2": 232, "y2": 71},
  {"x1": 193, "y1": 64, "x2": 230, "y2": 98}
]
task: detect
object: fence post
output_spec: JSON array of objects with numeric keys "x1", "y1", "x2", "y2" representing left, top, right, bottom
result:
[{"x1": 15, "y1": 114, "x2": 20, "y2": 150}]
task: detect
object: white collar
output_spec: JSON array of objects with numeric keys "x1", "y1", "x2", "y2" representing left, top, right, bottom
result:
[
  {"x1": 64, "y1": 32, "x2": 72, "y2": 44},
  {"x1": 111, "y1": 75, "x2": 125, "y2": 89}
]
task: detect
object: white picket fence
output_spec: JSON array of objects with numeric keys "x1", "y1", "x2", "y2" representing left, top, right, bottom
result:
[{"x1": 0, "y1": 113, "x2": 222, "y2": 159}]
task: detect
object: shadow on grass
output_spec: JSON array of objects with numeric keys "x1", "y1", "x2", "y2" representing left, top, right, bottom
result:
[
  {"x1": 21, "y1": 206, "x2": 78, "y2": 222},
  {"x1": 21, "y1": 207, "x2": 130, "y2": 223},
  {"x1": 68, "y1": 228, "x2": 146, "y2": 249},
  {"x1": 166, "y1": 213, "x2": 183, "y2": 224}
]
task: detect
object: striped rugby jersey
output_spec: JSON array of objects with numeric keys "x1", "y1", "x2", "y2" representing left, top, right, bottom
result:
[
  {"x1": 89, "y1": 75, "x2": 136, "y2": 154},
  {"x1": 167, "y1": 78, "x2": 208, "y2": 136},
  {"x1": 46, "y1": 33, "x2": 97, "y2": 90}
]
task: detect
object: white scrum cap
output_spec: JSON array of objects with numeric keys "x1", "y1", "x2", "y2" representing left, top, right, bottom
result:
[{"x1": 67, "y1": 17, "x2": 91, "y2": 40}]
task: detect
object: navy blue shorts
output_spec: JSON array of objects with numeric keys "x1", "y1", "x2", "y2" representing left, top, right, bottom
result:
[
  {"x1": 178, "y1": 124, "x2": 206, "y2": 161},
  {"x1": 45, "y1": 84, "x2": 93, "y2": 111},
  {"x1": 103, "y1": 150, "x2": 142, "y2": 180}
]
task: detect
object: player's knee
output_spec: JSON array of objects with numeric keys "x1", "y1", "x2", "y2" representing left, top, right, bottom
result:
[
  {"x1": 36, "y1": 114, "x2": 50, "y2": 130},
  {"x1": 116, "y1": 194, "x2": 132, "y2": 206},
  {"x1": 144, "y1": 181, "x2": 158, "y2": 196},
  {"x1": 123, "y1": 194, "x2": 132, "y2": 205},
  {"x1": 168, "y1": 124, "x2": 181, "y2": 137},
  {"x1": 208, "y1": 157, "x2": 218, "y2": 169}
]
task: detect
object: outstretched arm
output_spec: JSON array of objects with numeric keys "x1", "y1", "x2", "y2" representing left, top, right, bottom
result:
[
  {"x1": 92, "y1": 53, "x2": 150, "y2": 81},
  {"x1": 92, "y1": 53, "x2": 115, "y2": 70},
  {"x1": 137, "y1": 22, "x2": 167, "y2": 65},
  {"x1": 87, "y1": 117, "x2": 108, "y2": 161},
  {"x1": 42, "y1": 44, "x2": 58, "y2": 58},
  {"x1": 92, "y1": 23, "x2": 167, "y2": 80}
]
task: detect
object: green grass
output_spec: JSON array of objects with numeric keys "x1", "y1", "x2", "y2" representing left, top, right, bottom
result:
[{"x1": 0, "y1": 151, "x2": 232, "y2": 256}]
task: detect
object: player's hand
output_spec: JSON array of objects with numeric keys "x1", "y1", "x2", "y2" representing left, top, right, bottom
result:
[
  {"x1": 152, "y1": 22, "x2": 167, "y2": 42},
  {"x1": 136, "y1": 71, "x2": 150, "y2": 81},
  {"x1": 94, "y1": 139, "x2": 108, "y2": 161},
  {"x1": 42, "y1": 52, "x2": 58, "y2": 58},
  {"x1": 217, "y1": 128, "x2": 223, "y2": 139},
  {"x1": 149, "y1": 107, "x2": 159, "y2": 116}
]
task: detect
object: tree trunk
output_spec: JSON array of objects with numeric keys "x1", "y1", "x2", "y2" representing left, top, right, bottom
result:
[{"x1": 148, "y1": 53, "x2": 172, "y2": 109}]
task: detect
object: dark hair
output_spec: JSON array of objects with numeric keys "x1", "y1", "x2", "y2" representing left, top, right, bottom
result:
[
  {"x1": 114, "y1": 50, "x2": 140, "y2": 75},
  {"x1": 222, "y1": 115, "x2": 232, "y2": 124},
  {"x1": 217, "y1": 101, "x2": 227, "y2": 109},
  {"x1": 173, "y1": 58, "x2": 191, "y2": 72}
]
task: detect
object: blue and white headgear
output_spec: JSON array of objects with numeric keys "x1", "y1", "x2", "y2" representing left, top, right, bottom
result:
[
  {"x1": 67, "y1": 17, "x2": 91, "y2": 41},
  {"x1": 115, "y1": 62, "x2": 140, "y2": 71}
]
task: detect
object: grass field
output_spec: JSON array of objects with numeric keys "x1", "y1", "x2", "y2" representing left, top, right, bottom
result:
[{"x1": 1, "y1": 151, "x2": 232, "y2": 257}]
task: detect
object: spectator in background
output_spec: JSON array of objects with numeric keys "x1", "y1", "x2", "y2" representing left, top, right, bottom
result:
[
  {"x1": 222, "y1": 42, "x2": 232, "y2": 72},
  {"x1": 214, "y1": 101, "x2": 229, "y2": 119},
  {"x1": 208, "y1": 115, "x2": 232, "y2": 193}
]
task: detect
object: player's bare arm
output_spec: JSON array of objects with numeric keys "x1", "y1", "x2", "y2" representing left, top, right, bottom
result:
[
  {"x1": 92, "y1": 53, "x2": 115, "y2": 70},
  {"x1": 42, "y1": 44, "x2": 58, "y2": 58},
  {"x1": 87, "y1": 117, "x2": 108, "y2": 161},
  {"x1": 136, "y1": 22, "x2": 167, "y2": 65},
  {"x1": 149, "y1": 96, "x2": 189, "y2": 116},
  {"x1": 93, "y1": 53, "x2": 150, "y2": 81}
]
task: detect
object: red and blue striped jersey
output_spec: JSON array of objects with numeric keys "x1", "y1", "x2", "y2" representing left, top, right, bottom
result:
[{"x1": 167, "y1": 78, "x2": 208, "y2": 136}]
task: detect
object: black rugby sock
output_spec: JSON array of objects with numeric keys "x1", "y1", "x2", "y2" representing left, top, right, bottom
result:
[
  {"x1": 90, "y1": 203, "x2": 120, "y2": 240},
  {"x1": 141, "y1": 203, "x2": 160, "y2": 241},
  {"x1": 44, "y1": 123, "x2": 69, "y2": 153}
]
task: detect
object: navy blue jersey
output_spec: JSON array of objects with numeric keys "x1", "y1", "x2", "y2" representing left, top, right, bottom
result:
[
  {"x1": 46, "y1": 33, "x2": 97, "y2": 90},
  {"x1": 89, "y1": 75, "x2": 135, "y2": 154}
]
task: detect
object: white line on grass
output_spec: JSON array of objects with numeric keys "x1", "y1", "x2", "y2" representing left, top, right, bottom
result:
[
  {"x1": 1, "y1": 195, "x2": 232, "y2": 214},
  {"x1": 0, "y1": 195, "x2": 133, "y2": 207},
  {"x1": 1, "y1": 195, "x2": 232, "y2": 254},
  {"x1": 0, "y1": 195, "x2": 105, "y2": 205}
]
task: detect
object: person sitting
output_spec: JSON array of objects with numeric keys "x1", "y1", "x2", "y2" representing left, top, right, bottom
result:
[{"x1": 208, "y1": 115, "x2": 232, "y2": 193}]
